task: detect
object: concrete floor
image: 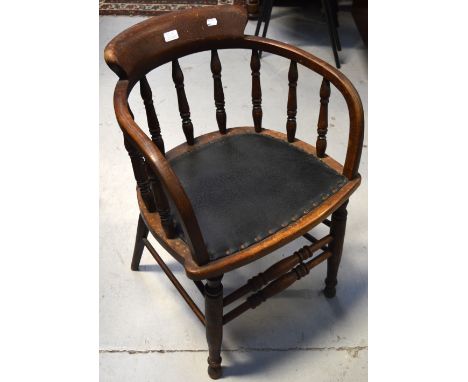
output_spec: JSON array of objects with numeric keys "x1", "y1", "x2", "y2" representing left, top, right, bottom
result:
[{"x1": 100, "y1": 5, "x2": 367, "y2": 381}]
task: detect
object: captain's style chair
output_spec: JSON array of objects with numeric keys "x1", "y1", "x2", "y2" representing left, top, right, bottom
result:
[{"x1": 104, "y1": 5, "x2": 364, "y2": 379}]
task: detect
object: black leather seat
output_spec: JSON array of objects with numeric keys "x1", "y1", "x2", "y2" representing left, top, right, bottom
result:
[{"x1": 170, "y1": 133, "x2": 348, "y2": 260}]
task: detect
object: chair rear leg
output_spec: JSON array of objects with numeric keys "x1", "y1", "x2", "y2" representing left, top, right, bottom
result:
[
  {"x1": 131, "y1": 214, "x2": 149, "y2": 271},
  {"x1": 324, "y1": 201, "x2": 348, "y2": 298},
  {"x1": 205, "y1": 276, "x2": 224, "y2": 379}
]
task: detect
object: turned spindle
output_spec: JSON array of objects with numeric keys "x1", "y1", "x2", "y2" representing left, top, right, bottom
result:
[
  {"x1": 123, "y1": 133, "x2": 156, "y2": 213},
  {"x1": 223, "y1": 235, "x2": 332, "y2": 306},
  {"x1": 286, "y1": 60, "x2": 298, "y2": 142},
  {"x1": 139, "y1": 77, "x2": 175, "y2": 237},
  {"x1": 140, "y1": 76, "x2": 165, "y2": 153},
  {"x1": 148, "y1": 171, "x2": 176, "y2": 239},
  {"x1": 316, "y1": 78, "x2": 331, "y2": 157},
  {"x1": 250, "y1": 50, "x2": 262, "y2": 132},
  {"x1": 210, "y1": 50, "x2": 227, "y2": 134},
  {"x1": 223, "y1": 251, "x2": 332, "y2": 324},
  {"x1": 172, "y1": 59, "x2": 195, "y2": 145}
]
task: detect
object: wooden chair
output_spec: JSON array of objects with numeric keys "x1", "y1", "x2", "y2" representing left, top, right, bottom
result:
[
  {"x1": 104, "y1": 5, "x2": 364, "y2": 379},
  {"x1": 255, "y1": 0, "x2": 342, "y2": 67}
]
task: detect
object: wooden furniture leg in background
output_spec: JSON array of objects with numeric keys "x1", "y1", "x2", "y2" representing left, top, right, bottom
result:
[
  {"x1": 324, "y1": 201, "x2": 348, "y2": 297},
  {"x1": 322, "y1": 0, "x2": 342, "y2": 68},
  {"x1": 254, "y1": 0, "x2": 274, "y2": 38},
  {"x1": 254, "y1": 0, "x2": 274, "y2": 58},
  {"x1": 246, "y1": 0, "x2": 260, "y2": 19},
  {"x1": 205, "y1": 276, "x2": 224, "y2": 379}
]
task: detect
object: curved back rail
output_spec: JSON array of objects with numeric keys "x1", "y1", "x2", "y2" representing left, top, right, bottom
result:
[
  {"x1": 105, "y1": 6, "x2": 364, "y2": 266},
  {"x1": 104, "y1": 6, "x2": 249, "y2": 80}
]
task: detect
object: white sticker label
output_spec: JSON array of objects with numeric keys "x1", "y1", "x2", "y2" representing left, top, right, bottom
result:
[
  {"x1": 207, "y1": 18, "x2": 218, "y2": 27},
  {"x1": 163, "y1": 30, "x2": 179, "y2": 42}
]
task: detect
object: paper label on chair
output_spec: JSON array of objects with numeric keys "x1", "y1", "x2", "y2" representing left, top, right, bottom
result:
[
  {"x1": 207, "y1": 18, "x2": 218, "y2": 26},
  {"x1": 163, "y1": 30, "x2": 179, "y2": 42}
]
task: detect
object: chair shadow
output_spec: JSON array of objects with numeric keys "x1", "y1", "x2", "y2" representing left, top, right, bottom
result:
[
  {"x1": 139, "y1": 237, "x2": 367, "y2": 377},
  {"x1": 138, "y1": 263, "x2": 172, "y2": 272},
  {"x1": 222, "y1": 259, "x2": 367, "y2": 377}
]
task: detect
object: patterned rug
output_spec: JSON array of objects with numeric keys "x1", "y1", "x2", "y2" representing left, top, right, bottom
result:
[{"x1": 99, "y1": 0, "x2": 245, "y2": 16}]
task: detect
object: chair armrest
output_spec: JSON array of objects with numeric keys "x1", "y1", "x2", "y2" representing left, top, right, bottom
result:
[{"x1": 113, "y1": 80, "x2": 210, "y2": 265}]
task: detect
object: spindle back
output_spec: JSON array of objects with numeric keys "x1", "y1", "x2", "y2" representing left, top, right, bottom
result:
[
  {"x1": 105, "y1": 5, "x2": 364, "y2": 265},
  {"x1": 105, "y1": 6, "x2": 363, "y2": 176}
]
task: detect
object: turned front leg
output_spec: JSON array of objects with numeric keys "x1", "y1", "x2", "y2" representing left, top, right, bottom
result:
[
  {"x1": 324, "y1": 201, "x2": 348, "y2": 298},
  {"x1": 205, "y1": 276, "x2": 223, "y2": 379}
]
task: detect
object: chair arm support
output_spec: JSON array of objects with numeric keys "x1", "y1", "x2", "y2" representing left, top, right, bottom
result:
[{"x1": 113, "y1": 80, "x2": 210, "y2": 265}]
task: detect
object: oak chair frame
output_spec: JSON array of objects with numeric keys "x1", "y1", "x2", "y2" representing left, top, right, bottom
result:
[{"x1": 105, "y1": 6, "x2": 364, "y2": 379}]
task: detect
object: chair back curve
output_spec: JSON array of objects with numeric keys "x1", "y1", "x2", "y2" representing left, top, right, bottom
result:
[
  {"x1": 105, "y1": 5, "x2": 248, "y2": 80},
  {"x1": 105, "y1": 5, "x2": 365, "y2": 267}
]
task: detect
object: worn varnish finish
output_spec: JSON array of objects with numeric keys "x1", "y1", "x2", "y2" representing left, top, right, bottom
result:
[
  {"x1": 210, "y1": 50, "x2": 227, "y2": 134},
  {"x1": 250, "y1": 49, "x2": 262, "y2": 132},
  {"x1": 104, "y1": 5, "x2": 364, "y2": 379},
  {"x1": 286, "y1": 60, "x2": 298, "y2": 142}
]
